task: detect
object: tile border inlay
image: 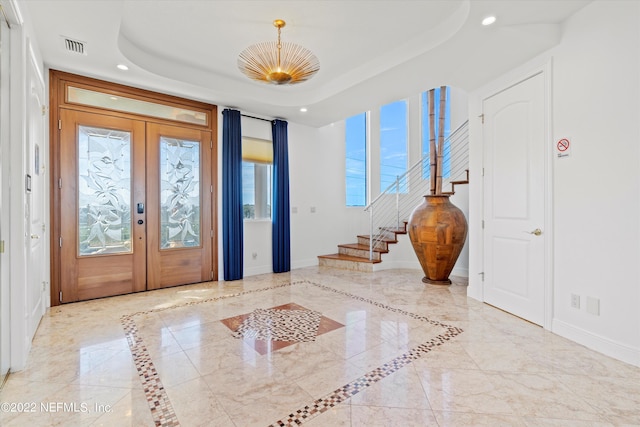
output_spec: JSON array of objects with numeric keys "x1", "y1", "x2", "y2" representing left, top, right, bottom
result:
[{"x1": 120, "y1": 280, "x2": 463, "y2": 427}]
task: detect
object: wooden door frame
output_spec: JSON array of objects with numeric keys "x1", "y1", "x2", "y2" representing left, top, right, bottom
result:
[{"x1": 49, "y1": 70, "x2": 218, "y2": 306}]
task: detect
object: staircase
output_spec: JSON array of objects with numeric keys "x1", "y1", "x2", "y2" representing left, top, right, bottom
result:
[
  {"x1": 317, "y1": 222, "x2": 409, "y2": 272},
  {"x1": 442, "y1": 169, "x2": 470, "y2": 196},
  {"x1": 318, "y1": 121, "x2": 469, "y2": 272}
]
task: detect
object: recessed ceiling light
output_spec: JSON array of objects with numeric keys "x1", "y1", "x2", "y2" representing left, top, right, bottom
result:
[
  {"x1": 482, "y1": 16, "x2": 496, "y2": 26},
  {"x1": 300, "y1": 107, "x2": 308, "y2": 113},
  {"x1": 117, "y1": 64, "x2": 129, "y2": 71}
]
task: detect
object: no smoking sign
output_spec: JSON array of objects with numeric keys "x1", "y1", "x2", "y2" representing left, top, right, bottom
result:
[{"x1": 556, "y1": 138, "x2": 571, "y2": 158}]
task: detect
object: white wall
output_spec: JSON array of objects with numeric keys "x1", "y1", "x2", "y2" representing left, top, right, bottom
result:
[
  {"x1": 550, "y1": 0, "x2": 639, "y2": 365},
  {"x1": 469, "y1": 0, "x2": 640, "y2": 366},
  {"x1": 290, "y1": 121, "x2": 366, "y2": 268}
]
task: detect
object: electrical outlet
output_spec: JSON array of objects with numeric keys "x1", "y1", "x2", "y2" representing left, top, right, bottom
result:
[
  {"x1": 571, "y1": 294, "x2": 580, "y2": 309},
  {"x1": 586, "y1": 297, "x2": 600, "y2": 315}
]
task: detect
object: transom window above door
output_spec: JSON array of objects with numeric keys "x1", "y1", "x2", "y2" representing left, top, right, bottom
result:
[{"x1": 67, "y1": 85, "x2": 210, "y2": 126}]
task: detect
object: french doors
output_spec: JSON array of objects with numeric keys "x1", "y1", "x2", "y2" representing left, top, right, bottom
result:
[{"x1": 59, "y1": 109, "x2": 213, "y2": 302}]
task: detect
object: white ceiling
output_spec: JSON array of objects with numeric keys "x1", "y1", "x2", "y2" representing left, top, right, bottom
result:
[{"x1": 22, "y1": 0, "x2": 590, "y2": 127}]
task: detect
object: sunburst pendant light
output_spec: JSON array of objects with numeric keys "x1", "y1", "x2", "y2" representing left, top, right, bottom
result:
[{"x1": 238, "y1": 19, "x2": 320, "y2": 85}]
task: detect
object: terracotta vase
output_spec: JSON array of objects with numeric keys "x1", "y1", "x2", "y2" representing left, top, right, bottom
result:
[{"x1": 408, "y1": 195, "x2": 468, "y2": 285}]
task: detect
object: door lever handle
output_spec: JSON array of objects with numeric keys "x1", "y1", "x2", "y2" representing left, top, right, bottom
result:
[
  {"x1": 527, "y1": 228, "x2": 542, "y2": 236},
  {"x1": 31, "y1": 234, "x2": 40, "y2": 239}
]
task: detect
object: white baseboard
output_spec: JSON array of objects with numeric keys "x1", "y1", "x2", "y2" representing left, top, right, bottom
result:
[
  {"x1": 552, "y1": 319, "x2": 640, "y2": 368},
  {"x1": 292, "y1": 258, "x2": 319, "y2": 270},
  {"x1": 241, "y1": 258, "x2": 319, "y2": 278},
  {"x1": 243, "y1": 265, "x2": 273, "y2": 277},
  {"x1": 374, "y1": 261, "x2": 469, "y2": 277},
  {"x1": 451, "y1": 267, "x2": 469, "y2": 278},
  {"x1": 373, "y1": 261, "x2": 422, "y2": 271}
]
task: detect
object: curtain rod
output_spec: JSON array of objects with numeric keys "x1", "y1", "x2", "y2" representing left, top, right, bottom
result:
[{"x1": 241, "y1": 114, "x2": 272, "y2": 123}]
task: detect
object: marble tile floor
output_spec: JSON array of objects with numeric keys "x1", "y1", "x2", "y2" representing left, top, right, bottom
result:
[{"x1": 1, "y1": 266, "x2": 639, "y2": 426}]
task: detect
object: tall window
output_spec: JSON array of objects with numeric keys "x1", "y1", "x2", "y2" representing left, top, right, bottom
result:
[
  {"x1": 422, "y1": 87, "x2": 451, "y2": 178},
  {"x1": 242, "y1": 137, "x2": 272, "y2": 219},
  {"x1": 345, "y1": 113, "x2": 367, "y2": 206},
  {"x1": 380, "y1": 100, "x2": 408, "y2": 192}
]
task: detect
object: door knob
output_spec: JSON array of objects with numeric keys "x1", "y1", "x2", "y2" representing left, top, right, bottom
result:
[{"x1": 528, "y1": 228, "x2": 542, "y2": 236}]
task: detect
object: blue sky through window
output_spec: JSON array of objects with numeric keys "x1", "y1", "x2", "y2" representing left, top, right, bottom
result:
[
  {"x1": 345, "y1": 113, "x2": 367, "y2": 206},
  {"x1": 380, "y1": 100, "x2": 408, "y2": 192}
]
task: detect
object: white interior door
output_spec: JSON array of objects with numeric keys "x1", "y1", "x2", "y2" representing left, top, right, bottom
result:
[
  {"x1": 25, "y1": 50, "x2": 46, "y2": 340},
  {"x1": 0, "y1": 15, "x2": 10, "y2": 385},
  {"x1": 483, "y1": 72, "x2": 546, "y2": 325}
]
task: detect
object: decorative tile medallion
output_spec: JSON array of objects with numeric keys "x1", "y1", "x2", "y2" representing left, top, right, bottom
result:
[
  {"x1": 120, "y1": 280, "x2": 463, "y2": 427},
  {"x1": 220, "y1": 302, "x2": 344, "y2": 355}
]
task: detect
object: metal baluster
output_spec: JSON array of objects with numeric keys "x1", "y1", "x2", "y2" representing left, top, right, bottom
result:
[
  {"x1": 369, "y1": 205, "x2": 374, "y2": 261},
  {"x1": 396, "y1": 175, "x2": 400, "y2": 230}
]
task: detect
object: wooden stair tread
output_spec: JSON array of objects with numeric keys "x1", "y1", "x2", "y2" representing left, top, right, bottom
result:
[
  {"x1": 357, "y1": 234, "x2": 398, "y2": 243},
  {"x1": 317, "y1": 253, "x2": 382, "y2": 264},
  {"x1": 379, "y1": 227, "x2": 407, "y2": 234},
  {"x1": 338, "y1": 243, "x2": 388, "y2": 253}
]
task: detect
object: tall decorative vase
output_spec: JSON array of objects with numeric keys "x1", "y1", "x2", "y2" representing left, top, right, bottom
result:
[{"x1": 408, "y1": 195, "x2": 468, "y2": 285}]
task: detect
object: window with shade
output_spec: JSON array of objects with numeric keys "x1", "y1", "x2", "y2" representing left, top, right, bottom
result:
[{"x1": 242, "y1": 137, "x2": 272, "y2": 220}]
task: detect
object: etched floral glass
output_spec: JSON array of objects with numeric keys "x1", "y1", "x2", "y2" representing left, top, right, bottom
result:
[
  {"x1": 78, "y1": 126, "x2": 132, "y2": 255},
  {"x1": 159, "y1": 137, "x2": 201, "y2": 249}
]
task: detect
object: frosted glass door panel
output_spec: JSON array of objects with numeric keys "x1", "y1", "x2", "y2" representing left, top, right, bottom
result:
[
  {"x1": 78, "y1": 126, "x2": 132, "y2": 256},
  {"x1": 159, "y1": 137, "x2": 201, "y2": 249}
]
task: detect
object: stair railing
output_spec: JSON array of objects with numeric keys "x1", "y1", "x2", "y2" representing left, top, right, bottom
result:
[{"x1": 364, "y1": 120, "x2": 469, "y2": 260}]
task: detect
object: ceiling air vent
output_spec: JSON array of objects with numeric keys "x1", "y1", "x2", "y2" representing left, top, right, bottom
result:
[{"x1": 62, "y1": 37, "x2": 87, "y2": 55}]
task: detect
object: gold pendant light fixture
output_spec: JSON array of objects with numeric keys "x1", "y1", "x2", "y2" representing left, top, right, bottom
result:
[{"x1": 238, "y1": 19, "x2": 320, "y2": 85}]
